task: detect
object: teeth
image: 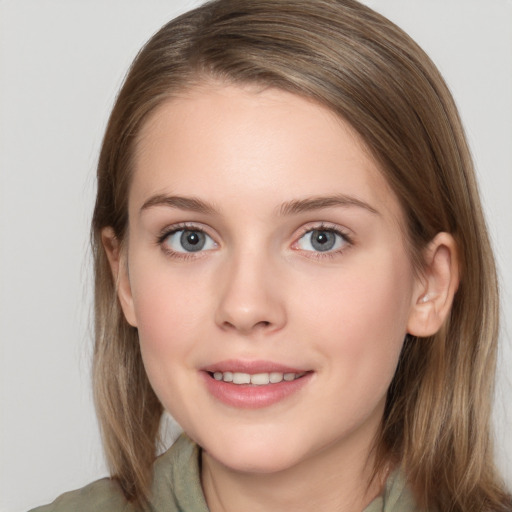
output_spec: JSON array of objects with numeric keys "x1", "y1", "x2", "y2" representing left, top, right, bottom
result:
[
  {"x1": 212, "y1": 371, "x2": 305, "y2": 385},
  {"x1": 233, "y1": 372, "x2": 251, "y2": 384},
  {"x1": 269, "y1": 372, "x2": 283, "y2": 383},
  {"x1": 251, "y1": 373, "x2": 270, "y2": 385}
]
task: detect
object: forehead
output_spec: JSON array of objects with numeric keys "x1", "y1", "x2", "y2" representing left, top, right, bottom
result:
[{"x1": 131, "y1": 84, "x2": 403, "y2": 224}]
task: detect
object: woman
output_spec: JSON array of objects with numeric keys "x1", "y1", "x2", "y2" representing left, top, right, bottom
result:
[{"x1": 31, "y1": 0, "x2": 511, "y2": 510}]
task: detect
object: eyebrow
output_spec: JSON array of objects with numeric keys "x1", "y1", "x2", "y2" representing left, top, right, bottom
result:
[
  {"x1": 278, "y1": 194, "x2": 379, "y2": 216},
  {"x1": 140, "y1": 194, "x2": 217, "y2": 215}
]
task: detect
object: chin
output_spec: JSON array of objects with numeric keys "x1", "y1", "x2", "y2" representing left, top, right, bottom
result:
[
  {"x1": 198, "y1": 427, "x2": 308, "y2": 474},
  {"x1": 208, "y1": 446, "x2": 302, "y2": 474}
]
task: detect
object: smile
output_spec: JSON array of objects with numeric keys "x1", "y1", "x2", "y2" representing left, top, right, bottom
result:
[
  {"x1": 202, "y1": 362, "x2": 313, "y2": 409},
  {"x1": 211, "y1": 371, "x2": 306, "y2": 385}
]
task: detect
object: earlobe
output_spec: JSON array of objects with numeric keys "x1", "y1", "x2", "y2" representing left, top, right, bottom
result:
[
  {"x1": 101, "y1": 227, "x2": 138, "y2": 327},
  {"x1": 407, "y1": 232, "x2": 459, "y2": 338}
]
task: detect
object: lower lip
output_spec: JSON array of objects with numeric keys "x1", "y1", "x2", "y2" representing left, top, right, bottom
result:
[{"x1": 202, "y1": 372, "x2": 312, "y2": 409}]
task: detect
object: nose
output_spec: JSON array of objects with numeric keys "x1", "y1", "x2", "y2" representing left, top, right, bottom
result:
[{"x1": 214, "y1": 250, "x2": 287, "y2": 335}]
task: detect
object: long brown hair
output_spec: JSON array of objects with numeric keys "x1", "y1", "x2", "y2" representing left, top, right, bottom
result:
[{"x1": 91, "y1": 0, "x2": 511, "y2": 509}]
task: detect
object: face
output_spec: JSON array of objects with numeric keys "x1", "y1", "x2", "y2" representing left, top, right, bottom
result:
[{"x1": 114, "y1": 84, "x2": 422, "y2": 475}]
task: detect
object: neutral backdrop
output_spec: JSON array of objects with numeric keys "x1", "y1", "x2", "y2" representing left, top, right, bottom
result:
[{"x1": 1, "y1": 1, "x2": 511, "y2": 511}]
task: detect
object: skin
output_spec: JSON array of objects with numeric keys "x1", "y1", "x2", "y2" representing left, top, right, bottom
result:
[{"x1": 103, "y1": 83, "x2": 458, "y2": 512}]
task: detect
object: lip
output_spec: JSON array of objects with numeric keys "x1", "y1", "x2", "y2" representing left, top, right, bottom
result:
[
  {"x1": 202, "y1": 359, "x2": 307, "y2": 374},
  {"x1": 200, "y1": 359, "x2": 313, "y2": 409}
]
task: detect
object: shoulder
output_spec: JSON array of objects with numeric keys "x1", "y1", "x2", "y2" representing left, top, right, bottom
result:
[
  {"x1": 29, "y1": 434, "x2": 208, "y2": 512},
  {"x1": 367, "y1": 469, "x2": 435, "y2": 512},
  {"x1": 150, "y1": 434, "x2": 208, "y2": 511},
  {"x1": 28, "y1": 477, "x2": 136, "y2": 512}
]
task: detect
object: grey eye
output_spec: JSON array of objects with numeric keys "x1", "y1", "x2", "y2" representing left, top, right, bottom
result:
[
  {"x1": 180, "y1": 231, "x2": 206, "y2": 251},
  {"x1": 165, "y1": 229, "x2": 216, "y2": 253},
  {"x1": 297, "y1": 229, "x2": 346, "y2": 252}
]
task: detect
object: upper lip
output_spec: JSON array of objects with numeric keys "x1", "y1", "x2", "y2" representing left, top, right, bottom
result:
[{"x1": 202, "y1": 359, "x2": 309, "y2": 374}]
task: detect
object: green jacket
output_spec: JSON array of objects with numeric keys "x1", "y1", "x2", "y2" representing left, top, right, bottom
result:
[{"x1": 30, "y1": 434, "x2": 422, "y2": 511}]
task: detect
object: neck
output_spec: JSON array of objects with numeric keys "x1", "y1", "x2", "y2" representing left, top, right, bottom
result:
[{"x1": 201, "y1": 428, "x2": 387, "y2": 512}]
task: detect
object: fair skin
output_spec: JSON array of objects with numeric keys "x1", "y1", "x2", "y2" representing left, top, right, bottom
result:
[{"x1": 103, "y1": 84, "x2": 458, "y2": 512}]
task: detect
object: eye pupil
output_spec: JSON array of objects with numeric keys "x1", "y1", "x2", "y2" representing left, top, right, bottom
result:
[
  {"x1": 311, "y1": 230, "x2": 335, "y2": 251},
  {"x1": 186, "y1": 233, "x2": 200, "y2": 245},
  {"x1": 180, "y1": 230, "x2": 206, "y2": 252}
]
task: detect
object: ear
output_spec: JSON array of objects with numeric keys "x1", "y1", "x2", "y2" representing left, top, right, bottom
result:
[
  {"x1": 407, "y1": 232, "x2": 459, "y2": 337},
  {"x1": 101, "y1": 227, "x2": 138, "y2": 327}
]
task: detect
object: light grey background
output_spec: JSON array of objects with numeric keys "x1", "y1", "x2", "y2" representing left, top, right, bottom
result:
[{"x1": 0, "y1": 1, "x2": 510, "y2": 511}]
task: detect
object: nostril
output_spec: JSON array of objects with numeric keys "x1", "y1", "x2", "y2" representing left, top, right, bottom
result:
[{"x1": 221, "y1": 319, "x2": 272, "y2": 333}]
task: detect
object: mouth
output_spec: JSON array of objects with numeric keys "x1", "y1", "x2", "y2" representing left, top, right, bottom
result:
[
  {"x1": 208, "y1": 370, "x2": 307, "y2": 385},
  {"x1": 201, "y1": 360, "x2": 313, "y2": 409}
]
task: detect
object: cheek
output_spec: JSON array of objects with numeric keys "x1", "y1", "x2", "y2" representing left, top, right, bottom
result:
[
  {"x1": 296, "y1": 250, "x2": 414, "y2": 375},
  {"x1": 129, "y1": 266, "x2": 211, "y2": 418},
  {"x1": 128, "y1": 260, "x2": 211, "y2": 369}
]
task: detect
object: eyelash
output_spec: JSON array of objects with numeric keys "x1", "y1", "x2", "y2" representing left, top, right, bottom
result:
[
  {"x1": 156, "y1": 222, "x2": 353, "y2": 261},
  {"x1": 293, "y1": 223, "x2": 353, "y2": 260},
  {"x1": 157, "y1": 223, "x2": 215, "y2": 261}
]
